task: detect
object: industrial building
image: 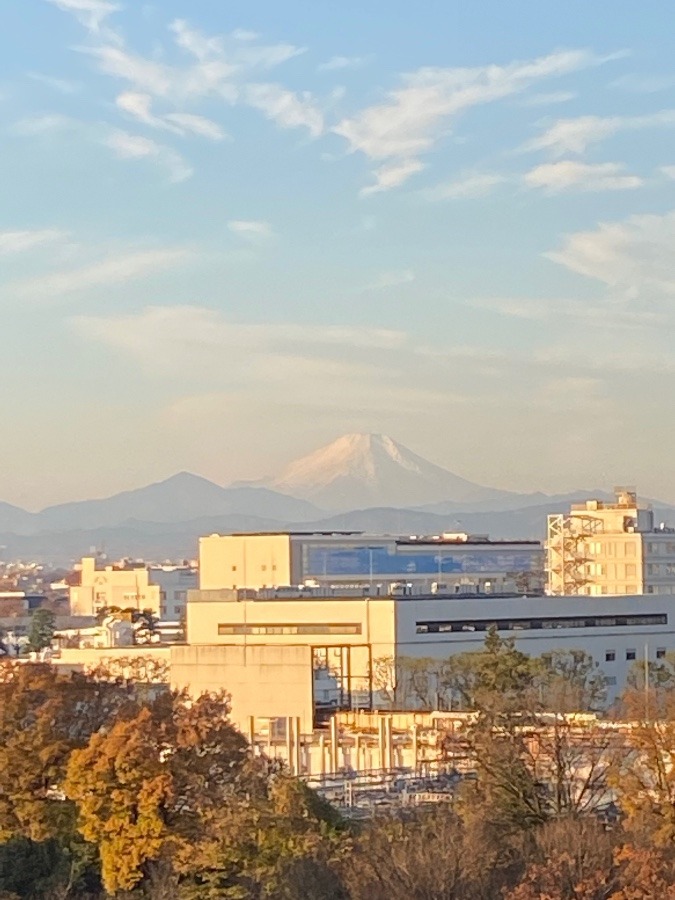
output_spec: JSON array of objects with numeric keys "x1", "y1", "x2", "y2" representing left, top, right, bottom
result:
[
  {"x1": 547, "y1": 488, "x2": 675, "y2": 596},
  {"x1": 199, "y1": 531, "x2": 543, "y2": 595},
  {"x1": 173, "y1": 588, "x2": 675, "y2": 733}
]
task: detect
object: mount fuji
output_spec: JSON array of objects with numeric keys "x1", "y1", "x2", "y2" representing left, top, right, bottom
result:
[{"x1": 261, "y1": 433, "x2": 520, "y2": 511}]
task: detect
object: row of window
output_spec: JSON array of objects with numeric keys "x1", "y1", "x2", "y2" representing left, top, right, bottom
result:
[
  {"x1": 605, "y1": 648, "x2": 666, "y2": 662},
  {"x1": 586, "y1": 542, "x2": 637, "y2": 557},
  {"x1": 230, "y1": 565, "x2": 277, "y2": 572},
  {"x1": 415, "y1": 614, "x2": 668, "y2": 634},
  {"x1": 217, "y1": 623, "x2": 363, "y2": 636}
]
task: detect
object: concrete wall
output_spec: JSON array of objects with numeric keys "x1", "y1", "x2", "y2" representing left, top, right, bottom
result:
[
  {"x1": 171, "y1": 643, "x2": 315, "y2": 732},
  {"x1": 54, "y1": 645, "x2": 171, "y2": 676},
  {"x1": 199, "y1": 535, "x2": 293, "y2": 590}
]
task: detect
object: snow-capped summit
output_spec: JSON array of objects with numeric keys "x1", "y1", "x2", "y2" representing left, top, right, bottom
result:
[{"x1": 265, "y1": 433, "x2": 512, "y2": 511}]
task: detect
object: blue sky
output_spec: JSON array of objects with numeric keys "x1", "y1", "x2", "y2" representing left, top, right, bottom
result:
[{"x1": 2, "y1": 0, "x2": 675, "y2": 508}]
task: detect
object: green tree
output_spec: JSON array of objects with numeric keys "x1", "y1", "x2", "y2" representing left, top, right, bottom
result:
[{"x1": 27, "y1": 609, "x2": 55, "y2": 653}]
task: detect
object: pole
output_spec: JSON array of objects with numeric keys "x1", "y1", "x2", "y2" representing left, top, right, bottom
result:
[{"x1": 644, "y1": 642, "x2": 649, "y2": 723}]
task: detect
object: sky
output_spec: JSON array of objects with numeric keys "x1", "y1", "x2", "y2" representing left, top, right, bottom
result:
[{"x1": 2, "y1": 0, "x2": 675, "y2": 509}]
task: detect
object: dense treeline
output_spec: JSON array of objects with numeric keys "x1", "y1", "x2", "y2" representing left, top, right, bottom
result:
[{"x1": 1, "y1": 633, "x2": 675, "y2": 898}]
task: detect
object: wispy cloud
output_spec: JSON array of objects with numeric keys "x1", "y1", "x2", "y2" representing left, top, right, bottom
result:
[
  {"x1": 0, "y1": 229, "x2": 68, "y2": 256},
  {"x1": 547, "y1": 210, "x2": 675, "y2": 299},
  {"x1": 103, "y1": 129, "x2": 193, "y2": 182},
  {"x1": 523, "y1": 110, "x2": 675, "y2": 156},
  {"x1": 318, "y1": 55, "x2": 368, "y2": 72},
  {"x1": 524, "y1": 160, "x2": 643, "y2": 192},
  {"x1": 227, "y1": 220, "x2": 274, "y2": 241},
  {"x1": 520, "y1": 90, "x2": 576, "y2": 107},
  {"x1": 46, "y1": 0, "x2": 120, "y2": 35},
  {"x1": 364, "y1": 269, "x2": 415, "y2": 291},
  {"x1": 361, "y1": 159, "x2": 425, "y2": 195},
  {"x1": 115, "y1": 91, "x2": 227, "y2": 140},
  {"x1": 334, "y1": 49, "x2": 606, "y2": 192},
  {"x1": 610, "y1": 73, "x2": 675, "y2": 94},
  {"x1": 71, "y1": 305, "x2": 407, "y2": 365},
  {"x1": 244, "y1": 83, "x2": 323, "y2": 137},
  {"x1": 9, "y1": 114, "x2": 75, "y2": 136},
  {"x1": 11, "y1": 247, "x2": 194, "y2": 299},
  {"x1": 423, "y1": 172, "x2": 507, "y2": 200},
  {"x1": 28, "y1": 72, "x2": 81, "y2": 94}
]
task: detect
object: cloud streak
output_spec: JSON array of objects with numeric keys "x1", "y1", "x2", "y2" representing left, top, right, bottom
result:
[
  {"x1": 334, "y1": 49, "x2": 604, "y2": 192},
  {"x1": 524, "y1": 110, "x2": 675, "y2": 156}
]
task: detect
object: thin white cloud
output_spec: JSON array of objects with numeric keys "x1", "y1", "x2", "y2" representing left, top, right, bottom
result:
[
  {"x1": 524, "y1": 110, "x2": 675, "y2": 156},
  {"x1": 662, "y1": 166, "x2": 675, "y2": 180},
  {"x1": 520, "y1": 90, "x2": 576, "y2": 106},
  {"x1": 103, "y1": 129, "x2": 193, "y2": 182},
  {"x1": 46, "y1": 0, "x2": 120, "y2": 35},
  {"x1": 244, "y1": 83, "x2": 323, "y2": 137},
  {"x1": 71, "y1": 305, "x2": 407, "y2": 363},
  {"x1": 547, "y1": 210, "x2": 675, "y2": 299},
  {"x1": 610, "y1": 73, "x2": 675, "y2": 94},
  {"x1": 0, "y1": 230, "x2": 67, "y2": 256},
  {"x1": 364, "y1": 269, "x2": 415, "y2": 291},
  {"x1": 334, "y1": 49, "x2": 603, "y2": 191},
  {"x1": 9, "y1": 115, "x2": 75, "y2": 136},
  {"x1": 524, "y1": 160, "x2": 643, "y2": 192},
  {"x1": 228, "y1": 220, "x2": 274, "y2": 241},
  {"x1": 318, "y1": 55, "x2": 368, "y2": 72},
  {"x1": 423, "y1": 172, "x2": 507, "y2": 200},
  {"x1": 361, "y1": 159, "x2": 425, "y2": 195},
  {"x1": 115, "y1": 92, "x2": 227, "y2": 140},
  {"x1": 164, "y1": 112, "x2": 227, "y2": 140},
  {"x1": 12, "y1": 248, "x2": 194, "y2": 298},
  {"x1": 28, "y1": 72, "x2": 81, "y2": 94}
]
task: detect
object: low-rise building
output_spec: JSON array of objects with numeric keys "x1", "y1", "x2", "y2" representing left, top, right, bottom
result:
[
  {"x1": 174, "y1": 588, "x2": 675, "y2": 732},
  {"x1": 199, "y1": 531, "x2": 543, "y2": 595}
]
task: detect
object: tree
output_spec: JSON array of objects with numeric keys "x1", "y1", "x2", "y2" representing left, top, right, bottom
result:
[
  {"x1": 539, "y1": 649, "x2": 608, "y2": 713},
  {"x1": 0, "y1": 662, "x2": 133, "y2": 844},
  {"x1": 64, "y1": 691, "x2": 250, "y2": 894},
  {"x1": 610, "y1": 690, "x2": 675, "y2": 846},
  {"x1": 27, "y1": 609, "x2": 55, "y2": 653}
]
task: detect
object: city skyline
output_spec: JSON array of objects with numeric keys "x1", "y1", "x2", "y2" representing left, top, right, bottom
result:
[{"x1": 2, "y1": 1, "x2": 675, "y2": 507}]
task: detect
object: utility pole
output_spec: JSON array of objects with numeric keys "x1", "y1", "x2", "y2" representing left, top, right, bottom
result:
[{"x1": 644, "y1": 642, "x2": 650, "y2": 723}]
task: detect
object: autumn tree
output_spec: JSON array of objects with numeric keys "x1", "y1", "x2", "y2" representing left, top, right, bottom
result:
[
  {"x1": 0, "y1": 662, "x2": 133, "y2": 844},
  {"x1": 64, "y1": 690, "x2": 250, "y2": 894}
]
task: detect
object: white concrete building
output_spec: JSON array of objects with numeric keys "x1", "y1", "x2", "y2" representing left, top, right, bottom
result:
[
  {"x1": 150, "y1": 565, "x2": 197, "y2": 620},
  {"x1": 199, "y1": 531, "x2": 543, "y2": 595},
  {"x1": 547, "y1": 489, "x2": 675, "y2": 596},
  {"x1": 173, "y1": 589, "x2": 675, "y2": 732}
]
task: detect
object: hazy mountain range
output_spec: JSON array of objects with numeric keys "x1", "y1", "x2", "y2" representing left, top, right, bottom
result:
[{"x1": 1, "y1": 434, "x2": 672, "y2": 565}]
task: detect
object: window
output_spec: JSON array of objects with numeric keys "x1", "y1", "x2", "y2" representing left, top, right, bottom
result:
[
  {"x1": 605, "y1": 651, "x2": 616, "y2": 662},
  {"x1": 261, "y1": 565, "x2": 267, "y2": 572},
  {"x1": 218, "y1": 623, "x2": 362, "y2": 636},
  {"x1": 232, "y1": 566, "x2": 237, "y2": 572},
  {"x1": 657, "y1": 648, "x2": 667, "y2": 660},
  {"x1": 626, "y1": 564, "x2": 636, "y2": 577},
  {"x1": 174, "y1": 605, "x2": 181, "y2": 614},
  {"x1": 626, "y1": 649, "x2": 636, "y2": 661},
  {"x1": 606, "y1": 676, "x2": 617, "y2": 686},
  {"x1": 415, "y1": 613, "x2": 667, "y2": 634},
  {"x1": 625, "y1": 543, "x2": 636, "y2": 557}
]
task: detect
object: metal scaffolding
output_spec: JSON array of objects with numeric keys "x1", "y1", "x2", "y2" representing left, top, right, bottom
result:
[{"x1": 546, "y1": 513, "x2": 603, "y2": 595}]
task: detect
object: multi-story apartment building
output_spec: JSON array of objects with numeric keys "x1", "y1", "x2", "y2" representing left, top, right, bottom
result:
[
  {"x1": 69, "y1": 557, "x2": 162, "y2": 617},
  {"x1": 547, "y1": 489, "x2": 675, "y2": 596},
  {"x1": 199, "y1": 531, "x2": 544, "y2": 596}
]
